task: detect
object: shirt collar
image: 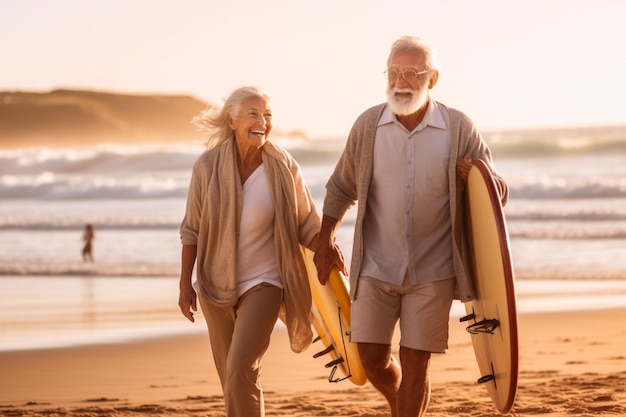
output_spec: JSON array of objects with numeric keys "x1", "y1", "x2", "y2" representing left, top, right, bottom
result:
[{"x1": 378, "y1": 98, "x2": 447, "y2": 132}]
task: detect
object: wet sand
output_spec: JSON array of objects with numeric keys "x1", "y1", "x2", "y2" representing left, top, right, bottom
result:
[{"x1": 0, "y1": 308, "x2": 625, "y2": 416}]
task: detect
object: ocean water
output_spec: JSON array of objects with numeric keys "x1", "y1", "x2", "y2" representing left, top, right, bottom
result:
[{"x1": 1, "y1": 134, "x2": 626, "y2": 350}]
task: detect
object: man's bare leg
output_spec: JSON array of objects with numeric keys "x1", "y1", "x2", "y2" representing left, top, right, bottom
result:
[
  {"x1": 398, "y1": 346, "x2": 431, "y2": 417},
  {"x1": 358, "y1": 342, "x2": 401, "y2": 417}
]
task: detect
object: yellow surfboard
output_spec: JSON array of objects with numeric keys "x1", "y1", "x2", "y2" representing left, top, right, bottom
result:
[
  {"x1": 462, "y1": 159, "x2": 519, "y2": 414},
  {"x1": 302, "y1": 248, "x2": 367, "y2": 386}
]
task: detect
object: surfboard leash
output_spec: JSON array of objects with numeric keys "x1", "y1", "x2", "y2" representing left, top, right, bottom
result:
[{"x1": 328, "y1": 304, "x2": 353, "y2": 383}]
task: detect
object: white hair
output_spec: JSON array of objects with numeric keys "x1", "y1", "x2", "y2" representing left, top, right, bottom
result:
[
  {"x1": 192, "y1": 86, "x2": 272, "y2": 149},
  {"x1": 387, "y1": 36, "x2": 440, "y2": 71}
]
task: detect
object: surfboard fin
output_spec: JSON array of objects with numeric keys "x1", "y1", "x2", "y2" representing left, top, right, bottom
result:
[
  {"x1": 325, "y1": 357, "x2": 344, "y2": 368},
  {"x1": 313, "y1": 345, "x2": 334, "y2": 358},
  {"x1": 478, "y1": 374, "x2": 495, "y2": 384},
  {"x1": 460, "y1": 313, "x2": 476, "y2": 322},
  {"x1": 478, "y1": 363, "x2": 497, "y2": 388},
  {"x1": 466, "y1": 318, "x2": 500, "y2": 334}
]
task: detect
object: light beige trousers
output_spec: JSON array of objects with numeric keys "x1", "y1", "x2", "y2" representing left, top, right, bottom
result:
[{"x1": 199, "y1": 283, "x2": 282, "y2": 417}]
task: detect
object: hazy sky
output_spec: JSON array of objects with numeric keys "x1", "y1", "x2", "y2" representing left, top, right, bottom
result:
[{"x1": 2, "y1": 0, "x2": 625, "y2": 138}]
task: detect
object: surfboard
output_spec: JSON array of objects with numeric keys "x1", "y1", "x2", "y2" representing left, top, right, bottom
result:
[
  {"x1": 302, "y1": 248, "x2": 367, "y2": 386},
  {"x1": 461, "y1": 159, "x2": 519, "y2": 414}
]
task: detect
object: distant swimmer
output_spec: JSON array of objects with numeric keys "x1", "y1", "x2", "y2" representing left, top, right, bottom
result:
[{"x1": 82, "y1": 224, "x2": 95, "y2": 262}]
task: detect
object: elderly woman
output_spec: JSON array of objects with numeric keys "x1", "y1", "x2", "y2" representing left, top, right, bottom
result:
[{"x1": 178, "y1": 86, "x2": 320, "y2": 417}]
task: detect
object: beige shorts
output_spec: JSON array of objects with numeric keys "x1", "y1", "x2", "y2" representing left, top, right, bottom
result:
[{"x1": 351, "y1": 275, "x2": 455, "y2": 353}]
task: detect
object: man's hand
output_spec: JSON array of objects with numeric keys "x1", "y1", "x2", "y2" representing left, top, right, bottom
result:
[
  {"x1": 457, "y1": 154, "x2": 473, "y2": 180},
  {"x1": 313, "y1": 240, "x2": 347, "y2": 285},
  {"x1": 313, "y1": 215, "x2": 348, "y2": 285}
]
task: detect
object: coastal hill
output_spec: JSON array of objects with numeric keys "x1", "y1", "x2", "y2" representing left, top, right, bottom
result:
[
  {"x1": 0, "y1": 89, "x2": 211, "y2": 148},
  {"x1": 2, "y1": 88, "x2": 625, "y2": 152}
]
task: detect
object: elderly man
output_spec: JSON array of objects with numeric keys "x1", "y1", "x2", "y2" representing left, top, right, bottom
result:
[{"x1": 314, "y1": 36, "x2": 508, "y2": 417}]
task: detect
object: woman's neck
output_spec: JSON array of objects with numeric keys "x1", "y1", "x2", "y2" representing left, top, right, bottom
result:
[{"x1": 236, "y1": 145, "x2": 263, "y2": 185}]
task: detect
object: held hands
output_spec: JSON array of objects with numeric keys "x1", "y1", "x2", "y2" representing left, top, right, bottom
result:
[
  {"x1": 313, "y1": 238, "x2": 348, "y2": 286},
  {"x1": 457, "y1": 154, "x2": 473, "y2": 180},
  {"x1": 178, "y1": 282, "x2": 198, "y2": 322}
]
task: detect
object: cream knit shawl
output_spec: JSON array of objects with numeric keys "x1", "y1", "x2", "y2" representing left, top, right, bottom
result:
[{"x1": 180, "y1": 138, "x2": 320, "y2": 353}]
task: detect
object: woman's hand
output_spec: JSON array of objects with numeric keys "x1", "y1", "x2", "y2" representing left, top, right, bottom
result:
[{"x1": 178, "y1": 281, "x2": 197, "y2": 322}]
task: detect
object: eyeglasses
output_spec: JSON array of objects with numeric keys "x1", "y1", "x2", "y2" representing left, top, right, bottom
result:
[{"x1": 384, "y1": 67, "x2": 433, "y2": 82}]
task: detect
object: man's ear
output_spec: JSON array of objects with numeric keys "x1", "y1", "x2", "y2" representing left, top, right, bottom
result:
[{"x1": 429, "y1": 70, "x2": 439, "y2": 89}]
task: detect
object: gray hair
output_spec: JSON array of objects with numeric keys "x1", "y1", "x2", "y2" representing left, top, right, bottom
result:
[
  {"x1": 387, "y1": 36, "x2": 440, "y2": 71},
  {"x1": 192, "y1": 86, "x2": 272, "y2": 149}
]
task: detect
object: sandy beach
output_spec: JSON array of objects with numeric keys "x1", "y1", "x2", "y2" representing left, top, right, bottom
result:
[{"x1": 1, "y1": 308, "x2": 624, "y2": 417}]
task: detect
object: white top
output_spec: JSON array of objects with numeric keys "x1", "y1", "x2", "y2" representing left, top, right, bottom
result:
[
  {"x1": 237, "y1": 164, "x2": 282, "y2": 296},
  {"x1": 361, "y1": 100, "x2": 455, "y2": 285}
]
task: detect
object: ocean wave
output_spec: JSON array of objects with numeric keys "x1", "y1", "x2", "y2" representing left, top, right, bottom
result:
[
  {"x1": 0, "y1": 221, "x2": 181, "y2": 231},
  {"x1": 3, "y1": 129, "x2": 626, "y2": 173},
  {"x1": 0, "y1": 261, "x2": 178, "y2": 277},
  {"x1": 490, "y1": 139, "x2": 626, "y2": 158},
  {"x1": 506, "y1": 211, "x2": 626, "y2": 221},
  {"x1": 509, "y1": 228, "x2": 626, "y2": 240},
  {"x1": 510, "y1": 180, "x2": 626, "y2": 199},
  {"x1": 2, "y1": 141, "x2": 626, "y2": 201},
  {"x1": 0, "y1": 144, "x2": 203, "y2": 174},
  {"x1": 3, "y1": 214, "x2": 626, "y2": 241},
  {"x1": 2, "y1": 262, "x2": 625, "y2": 280},
  {"x1": 0, "y1": 140, "x2": 342, "y2": 175},
  {"x1": 0, "y1": 141, "x2": 341, "y2": 200},
  {"x1": 486, "y1": 127, "x2": 626, "y2": 157},
  {"x1": 3, "y1": 176, "x2": 626, "y2": 200},
  {"x1": 0, "y1": 172, "x2": 190, "y2": 199}
]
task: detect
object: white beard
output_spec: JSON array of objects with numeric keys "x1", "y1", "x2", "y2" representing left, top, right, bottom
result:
[{"x1": 386, "y1": 87, "x2": 424, "y2": 116}]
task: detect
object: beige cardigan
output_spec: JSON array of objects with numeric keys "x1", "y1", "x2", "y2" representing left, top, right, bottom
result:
[
  {"x1": 323, "y1": 102, "x2": 508, "y2": 302},
  {"x1": 180, "y1": 138, "x2": 320, "y2": 352}
]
